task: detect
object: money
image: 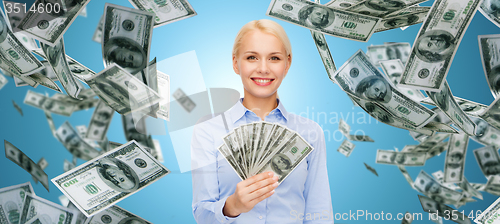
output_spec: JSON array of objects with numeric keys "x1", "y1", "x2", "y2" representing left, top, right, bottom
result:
[
  {"x1": 20, "y1": 193, "x2": 77, "y2": 224},
  {"x1": 0, "y1": 73, "x2": 7, "y2": 90},
  {"x1": 364, "y1": 162, "x2": 378, "y2": 176},
  {"x1": 399, "y1": 0, "x2": 482, "y2": 91},
  {"x1": 4, "y1": 140, "x2": 50, "y2": 191},
  {"x1": 401, "y1": 211, "x2": 413, "y2": 224},
  {"x1": 426, "y1": 82, "x2": 477, "y2": 136},
  {"x1": 17, "y1": 0, "x2": 90, "y2": 45},
  {"x1": 337, "y1": 139, "x2": 355, "y2": 157},
  {"x1": 469, "y1": 117, "x2": 500, "y2": 148},
  {"x1": 52, "y1": 140, "x2": 170, "y2": 217},
  {"x1": 129, "y1": 0, "x2": 197, "y2": 27},
  {"x1": 64, "y1": 159, "x2": 76, "y2": 172},
  {"x1": 413, "y1": 133, "x2": 449, "y2": 152},
  {"x1": 13, "y1": 73, "x2": 39, "y2": 87},
  {"x1": 33, "y1": 157, "x2": 49, "y2": 183},
  {"x1": 335, "y1": 50, "x2": 436, "y2": 128},
  {"x1": 479, "y1": 0, "x2": 500, "y2": 29},
  {"x1": 475, "y1": 196, "x2": 500, "y2": 224},
  {"x1": 421, "y1": 96, "x2": 488, "y2": 118},
  {"x1": 24, "y1": 90, "x2": 76, "y2": 116},
  {"x1": 83, "y1": 205, "x2": 151, "y2": 224},
  {"x1": 459, "y1": 178, "x2": 483, "y2": 201},
  {"x1": 266, "y1": 0, "x2": 380, "y2": 42},
  {"x1": 413, "y1": 170, "x2": 464, "y2": 205},
  {"x1": 375, "y1": 6, "x2": 430, "y2": 32},
  {"x1": 85, "y1": 64, "x2": 161, "y2": 115},
  {"x1": 480, "y1": 96, "x2": 500, "y2": 131},
  {"x1": 474, "y1": 146, "x2": 500, "y2": 177},
  {"x1": 367, "y1": 42, "x2": 411, "y2": 66},
  {"x1": 173, "y1": 88, "x2": 196, "y2": 112},
  {"x1": 325, "y1": 0, "x2": 362, "y2": 9},
  {"x1": 379, "y1": 59, "x2": 426, "y2": 103},
  {"x1": 485, "y1": 175, "x2": 500, "y2": 196},
  {"x1": 55, "y1": 121, "x2": 101, "y2": 161},
  {"x1": 86, "y1": 101, "x2": 115, "y2": 141},
  {"x1": 347, "y1": 0, "x2": 427, "y2": 17},
  {"x1": 0, "y1": 182, "x2": 34, "y2": 224},
  {"x1": 398, "y1": 165, "x2": 414, "y2": 188},
  {"x1": 443, "y1": 133, "x2": 469, "y2": 183},
  {"x1": 376, "y1": 150, "x2": 426, "y2": 166},
  {"x1": 40, "y1": 39, "x2": 82, "y2": 99},
  {"x1": 425, "y1": 141, "x2": 448, "y2": 160},
  {"x1": 417, "y1": 195, "x2": 471, "y2": 224},
  {"x1": 12, "y1": 100, "x2": 23, "y2": 116},
  {"x1": 102, "y1": 3, "x2": 154, "y2": 75},
  {"x1": 92, "y1": 15, "x2": 104, "y2": 44},
  {"x1": 2, "y1": 1, "x2": 39, "y2": 49},
  {"x1": 311, "y1": 30, "x2": 336, "y2": 81},
  {"x1": 28, "y1": 63, "x2": 63, "y2": 92},
  {"x1": 156, "y1": 70, "x2": 170, "y2": 120},
  {"x1": 66, "y1": 55, "x2": 96, "y2": 81},
  {"x1": 479, "y1": 34, "x2": 500, "y2": 98},
  {"x1": 432, "y1": 170, "x2": 460, "y2": 191},
  {"x1": 338, "y1": 119, "x2": 374, "y2": 142},
  {"x1": 0, "y1": 10, "x2": 44, "y2": 77}
]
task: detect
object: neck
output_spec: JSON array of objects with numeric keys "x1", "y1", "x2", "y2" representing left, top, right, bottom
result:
[{"x1": 242, "y1": 90, "x2": 278, "y2": 121}]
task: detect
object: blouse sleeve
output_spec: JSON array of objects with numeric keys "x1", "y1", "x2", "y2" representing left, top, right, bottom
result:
[
  {"x1": 191, "y1": 120, "x2": 238, "y2": 224},
  {"x1": 303, "y1": 123, "x2": 333, "y2": 224}
]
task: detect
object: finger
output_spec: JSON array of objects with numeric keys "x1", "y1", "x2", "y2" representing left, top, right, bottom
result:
[
  {"x1": 246, "y1": 175, "x2": 278, "y2": 195},
  {"x1": 240, "y1": 171, "x2": 274, "y2": 187},
  {"x1": 250, "y1": 188, "x2": 276, "y2": 204},
  {"x1": 248, "y1": 179, "x2": 278, "y2": 201}
]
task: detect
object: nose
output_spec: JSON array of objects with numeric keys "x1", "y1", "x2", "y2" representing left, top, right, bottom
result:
[{"x1": 257, "y1": 60, "x2": 270, "y2": 75}]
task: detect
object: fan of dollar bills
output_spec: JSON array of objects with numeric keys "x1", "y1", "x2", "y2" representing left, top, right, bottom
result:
[{"x1": 218, "y1": 121, "x2": 313, "y2": 183}]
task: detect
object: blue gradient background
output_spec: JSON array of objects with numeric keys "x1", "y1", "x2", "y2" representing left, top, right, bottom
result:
[{"x1": 0, "y1": 0, "x2": 498, "y2": 223}]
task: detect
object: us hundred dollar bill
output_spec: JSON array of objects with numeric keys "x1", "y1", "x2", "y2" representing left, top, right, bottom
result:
[
  {"x1": 347, "y1": 0, "x2": 427, "y2": 17},
  {"x1": 0, "y1": 11, "x2": 44, "y2": 77},
  {"x1": 129, "y1": 0, "x2": 197, "y2": 28},
  {"x1": 93, "y1": 15, "x2": 104, "y2": 44},
  {"x1": 0, "y1": 73, "x2": 7, "y2": 90},
  {"x1": 85, "y1": 64, "x2": 161, "y2": 115},
  {"x1": 479, "y1": 96, "x2": 500, "y2": 131},
  {"x1": 379, "y1": 59, "x2": 426, "y2": 103},
  {"x1": 173, "y1": 88, "x2": 196, "y2": 112},
  {"x1": 418, "y1": 195, "x2": 471, "y2": 224},
  {"x1": 337, "y1": 139, "x2": 355, "y2": 157},
  {"x1": 374, "y1": 6, "x2": 430, "y2": 33},
  {"x1": 102, "y1": 3, "x2": 154, "y2": 75},
  {"x1": 421, "y1": 96, "x2": 488, "y2": 118},
  {"x1": 479, "y1": 34, "x2": 500, "y2": 98},
  {"x1": 24, "y1": 90, "x2": 76, "y2": 116},
  {"x1": 311, "y1": 31, "x2": 336, "y2": 81},
  {"x1": 52, "y1": 140, "x2": 170, "y2": 217},
  {"x1": 413, "y1": 170, "x2": 464, "y2": 205},
  {"x1": 479, "y1": 0, "x2": 500, "y2": 29},
  {"x1": 325, "y1": 0, "x2": 362, "y2": 9},
  {"x1": 17, "y1": 0, "x2": 90, "y2": 46},
  {"x1": 474, "y1": 146, "x2": 500, "y2": 177},
  {"x1": 338, "y1": 119, "x2": 351, "y2": 137},
  {"x1": 83, "y1": 205, "x2": 151, "y2": 224},
  {"x1": 266, "y1": 0, "x2": 380, "y2": 42},
  {"x1": 475, "y1": 195, "x2": 500, "y2": 224},
  {"x1": 56, "y1": 121, "x2": 101, "y2": 161},
  {"x1": 20, "y1": 193, "x2": 77, "y2": 224},
  {"x1": 367, "y1": 42, "x2": 411, "y2": 66},
  {"x1": 5, "y1": 140, "x2": 50, "y2": 191},
  {"x1": 376, "y1": 150, "x2": 426, "y2": 166},
  {"x1": 400, "y1": 0, "x2": 482, "y2": 91},
  {"x1": 443, "y1": 133, "x2": 469, "y2": 183},
  {"x1": 0, "y1": 182, "x2": 34, "y2": 224},
  {"x1": 334, "y1": 50, "x2": 436, "y2": 128},
  {"x1": 86, "y1": 101, "x2": 115, "y2": 142},
  {"x1": 156, "y1": 70, "x2": 170, "y2": 121}
]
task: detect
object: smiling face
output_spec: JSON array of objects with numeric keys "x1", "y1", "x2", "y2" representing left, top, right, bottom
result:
[{"x1": 233, "y1": 30, "x2": 290, "y2": 99}]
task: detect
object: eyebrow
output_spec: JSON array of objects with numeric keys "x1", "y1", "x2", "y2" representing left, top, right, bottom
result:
[{"x1": 243, "y1": 51, "x2": 284, "y2": 55}]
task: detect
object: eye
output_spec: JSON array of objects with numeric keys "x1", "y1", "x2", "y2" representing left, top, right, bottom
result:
[
  {"x1": 375, "y1": 88, "x2": 379, "y2": 91},
  {"x1": 270, "y1": 56, "x2": 281, "y2": 61},
  {"x1": 428, "y1": 42, "x2": 432, "y2": 47},
  {"x1": 129, "y1": 55, "x2": 134, "y2": 60},
  {"x1": 247, "y1": 56, "x2": 256, "y2": 60}
]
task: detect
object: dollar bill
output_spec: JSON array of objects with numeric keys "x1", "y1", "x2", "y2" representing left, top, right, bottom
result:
[
  {"x1": 0, "y1": 182, "x2": 34, "y2": 224},
  {"x1": 426, "y1": 141, "x2": 448, "y2": 160},
  {"x1": 2, "y1": 1, "x2": 39, "y2": 47},
  {"x1": 129, "y1": 0, "x2": 197, "y2": 28},
  {"x1": 401, "y1": 211, "x2": 413, "y2": 224},
  {"x1": 480, "y1": 96, "x2": 500, "y2": 131},
  {"x1": 485, "y1": 175, "x2": 500, "y2": 196},
  {"x1": 426, "y1": 82, "x2": 477, "y2": 136},
  {"x1": 4, "y1": 140, "x2": 50, "y2": 191},
  {"x1": 379, "y1": 59, "x2": 426, "y2": 103},
  {"x1": 85, "y1": 64, "x2": 161, "y2": 115},
  {"x1": 40, "y1": 39, "x2": 82, "y2": 99},
  {"x1": 364, "y1": 162, "x2": 378, "y2": 176},
  {"x1": 156, "y1": 70, "x2": 170, "y2": 121},
  {"x1": 17, "y1": 0, "x2": 90, "y2": 45},
  {"x1": 413, "y1": 170, "x2": 464, "y2": 205},
  {"x1": 431, "y1": 170, "x2": 460, "y2": 191},
  {"x1": 443, "y1": 133, "x2": 468, "y2": 183},
  {"x1": 92, "y1": 15, "x2": 104, "y2": 44},
  {"x1": 218, "y1": 143, "x2": 246, "y2": 180},
  {"x1": 349, "y1": 134, "x2": 374, "y2": 142},
  {"x1": 252, "y1": 122, "x2": 276, "y2": 172},
  {"x1": 12, "y1": 100, "x2": 23, "y2": 116},
  {"x1": 253, "y1": 126, "x2": 295, "y2": 176},
  {"x1": 479, "y1": 34, "x2": 500, "y2": 98},
  {"x1": 52, "y1": 140, "x2": 170, "y2": 217},
  {"x1": 13, "y1": 72, "x2": 39, "y2": 87},
  {"x1": 335, "y1": 50, "x2": 436, "y2": 128},
  {"x1": 339, "y1": 119, "x2": 351, "y2": 137},
  {"x1": 173, "y1": 88, "x2": 196, "y2": 112},
  {"x1": 83, "y1": 205, "x2": 151, "y2": 224},
  {"x1": 20, "y1": 193, "x2": 77, "y2": 224},
  {"x1": 325, "y1": 0, "x2": 363, "y2": 9},
  {"x1": 347, "y1": 0, "x2": 427, "y2": 17},
  {"x1": 266, "y1": 0, "x2": 380, "y2": 42},
  {"x1": 33, "y1": 157, "x2": 49, "y2": 183},
  {"x1": 418, "y1": 195, "x2": 471, "y2": 224},
  {"x1": 479, "y1": 0, "x2": 500, "y2": 29},
  {"x1": 421, "y1": 121, "x2": 458, "y2": 134},
  {"x1": 413, "y1": 133, "x2": 449, "y2": 152},
  {"x1": 66, "y1": 55, "x2": 96, "y2": 81},
  {"x1": 64, "y1": 159, "x2": 76, "y2": 173},
  {"x1": 28, "y1": 73, "x2": 62, "y2": 93},
  {"x1": 475, "y1": 196, "x2": 500, "y2": 224},
  {"x1": 459, "y1": 178, "x2": 483, "y2": 200},
  {"x1": 399, "y1": 0, "x2": 482, "y2": 91},
  {"x1": 337, "y1": 139, "x2": 355, "y2": 157},
  {"x1": 56, "y1": 121, "x2": 101, "y2": 161},
  {"x1": 24, "y1": 90, "x2": 76, "y2": 116},
  {"x1": 102, "y1": 3, "x2": 154, "y2": 75},
  {"x1": 398, "y1": 165, "x2": 414, "y2": 188},
  {"x1": 311, "y1": 30, "x2": 336, "y2": 81},
  {"x1": 367, "y1": 42, "x2": 411, "y2": 66},
  {"x1": 421, "y1": 96, "x2": 488, "y2": 118},
  {"x1": 86, "y1": 101, "x2": 115, "y2": 141},
  {"x1": 0, "y1": 73, "x2": 7, "y2": 90},
  {"x1": 375, "y1": 6, "x2": 430, "y2": 32},
  {"x1": 474, "y1": 146, "x2": 500, "y2": 177},
  {"x1": 68, "y1": 202, "x2": 87, "y2": 224},
  {"x1": 0, "y1": 10, "x2": 44, "y2": 77},
  {"x1": 376, "y1": 150, "x2": 426, "y2": 166}
]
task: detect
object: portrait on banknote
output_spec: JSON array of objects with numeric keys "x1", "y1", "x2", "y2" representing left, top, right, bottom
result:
[
  {"x1": 414, "y1": 30, "x2": 456, "y2": 63},
  {"x1": 0, "y1": 15, "x2": 7, "y2": 43},
  {"x1": 354, "y1": 76, "x2": 392, "y2": 103},
  {"x1": 482, "y1": 0, "x2": 500, "y2": 20},
  {"x1": 312, "y1": 31, "x2": 327, "y2": 51},
  {"x1": 363, "y1": 0, "x2": 406, "y2": 12},
  {"x1": 298, "y1": 5, "x2": 334, "y2": 29},
  {"x1": 364, "y1": 102, "x2": 395, "y2": 124},
  {"x1": 97, "y1": 158, "x2": 140, "y2": 192},
  {"x1": 383, "y1": 14, "x2": 419, "y2": 29},
  {"x1": 103, "y1": 37, "x2": 148, "y2": 74}
]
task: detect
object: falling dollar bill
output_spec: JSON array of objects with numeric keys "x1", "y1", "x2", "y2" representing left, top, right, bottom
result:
[
  {"x1": 375, "y1": 6, "x2": 430, "y2": 33},
  {"x1": 426, "y1": 141, "x2": 448, "y2": 160},
  {"x1": 367, "y1": 42, "x2": 411, "y2": 66},
  {"x1": 52, "y1": 140, "x2": 170, "y2": 217},
  {"x1": 398, "y1": 165, "x2": 414, "y2": 188},
  {"x1": 413, "y1": 170, "x2": 464, "y2": 205},
  {"x1": 66, "y1": 55, "x2": 96, "y2": 81},
  {"x1": 479, "y1": 0, "x2": 500, "y2": 29},
  {"x1": 346, "y1": 0, "x2": 427, "y2": 17},
  {"x1": 364, "y1": 162, "x2": 378, "y2": 176},
  {"x1": 64, "y1": 159, "x2": 76, "y2": 172},
  {"x1": 83, "y1": 205, "x2": 151, "y2": 224},
  {"x1": 421, "y1": 96, "x2": 488, "y2": 118},
  {"x1": 4, "y1": 140, "x2": 50, "y2": 191},
  {"x1": 86, "y1": 101, "x2": 115, "y2": 142},
  {"x1": 399, "y1": 0, "x2": 482, "y2": 91},
  {"x1": 12, "y1": 100, "x2": 23, "y2": 116},
  {"x1": 266, "y1": 0, "x2": 380, "y2": 42},
  {"x1": 335, "y1": 50, "x2": 436, "y2": 128},
  {"x1": 443, "y1": 133, "x2": 469, "y2": 183},
  {"x1": 418, "y1": 195, "x2": 471, "y2": 224},
  {"x1": 337, "y1": 139, "x2": 355, "y2": 157},
  {"x1": 376, "y1": 150, "x2": 426, "y2": 166},
  {"x1": 0, "y1": 182, "x2": 34, "y2": 224},
  {"x1": 92, "y1": 15, "x2": 104, "y2": 44},
  {"x1": 459, "y1": 178, "x2": 483, "y2": 200},
  {"x1": 479, "y1": 96, "x2": 500, "y2": 131},
  {"x1": 102, "y1": 3, "x2": 154, "y2": 75},
  {"x1": 426, "y1": 82, "x2": 477, "y2": 136},
  {"x1": 325, "y1": 0, "x2": 363, "y2": 9},
  {"x1": 379, "y1": 59, "x2": 426, "y2": 103},
  {"x1": 24, "y1": 90, "x2": 76, "y2": 116},
  {"x1": 0, "y1": 73, "x2": 7, "y2": 90},
  {"x1": 55, "y1": 121, "x2": 101, "y2": 161},
  {"x1": 129, "y1": 0, "x2": 197, "y2": 27},
  {"x1": 156, "y1": 70, "x2": 170, "y2": 121},
  {"x1": 20, "y1": 193, "x2": 77, "y2": 224},
  {"x1": 479, "y1": 34, "x2": 500, "y2": 98},
  {"x1": 173, "y1": 88, "x2": 196, "y2": 112},
  {"x1": 311, "y1": 31, "x2": 336, "y2": 81},
  {"x1": 474, "y1": 146, "x2": 500, "y2": 177},
  {"x1": 85, "y1": 64, "x2": 161, "y2": 115},
  {"x1": 475, "y1": 196, "x2": 500, "y2": 224},
  {"x1": 17, "y1": 0, "x2": 90, "y2": 45},
  {"x1": 28, "y1": 64, "x2": 63, "y2": 92}
]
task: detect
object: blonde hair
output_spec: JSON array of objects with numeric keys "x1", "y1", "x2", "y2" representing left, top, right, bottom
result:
[{"x1": 232, "y1": 19, "x2": 292, "y2": 62}]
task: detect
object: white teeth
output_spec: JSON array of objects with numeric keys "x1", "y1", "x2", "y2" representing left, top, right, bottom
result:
[{"x1": 253, "y1": 78, "x2": 271, "y2": 83}]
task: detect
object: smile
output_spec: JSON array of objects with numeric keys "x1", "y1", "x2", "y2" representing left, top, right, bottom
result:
[{"x1": 251, "y1": 78, "x2": 274, "y2": 86}]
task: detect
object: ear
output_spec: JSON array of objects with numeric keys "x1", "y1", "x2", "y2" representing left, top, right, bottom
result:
[
  {"x1": 232, "y1": 54, "x2": 240, "y2": 75},
  {"x1": 284, "y1": 55, "x2": 292, "y2": 75}
]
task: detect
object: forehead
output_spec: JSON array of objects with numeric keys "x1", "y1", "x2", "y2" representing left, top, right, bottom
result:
[
  {"x1": 311, "y1": 7, "x2": 327, "y2": 13},
  {"x1": 239, "y1": 30, "x2": 285, "y2": 52}
]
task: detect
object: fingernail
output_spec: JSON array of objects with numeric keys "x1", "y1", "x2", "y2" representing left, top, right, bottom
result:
[
  {"x1": 273, "y1": 182, "x2": 278, "y2": 187},
  {"x1": 268, "y1": 172, "x2": 273, "y2": 176},
  {"x1": 271, "y1": 190, "x2": 275, "y2": 194},
  {"x1": 273, "y1": 176, "x2": 279, "y2": 181}
]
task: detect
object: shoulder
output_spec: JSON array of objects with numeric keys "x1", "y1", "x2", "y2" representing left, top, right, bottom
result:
[
  {"x1": 286, "y1": 113, "x2": 324, "y2": 145},
  {"x1": 287, "y1": 113, "x2": 323, "y2": 131}
]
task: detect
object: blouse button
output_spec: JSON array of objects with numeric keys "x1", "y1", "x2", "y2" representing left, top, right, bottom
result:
[{"x1": 259, "y1": 216, "x2": 263, "y2": 219}]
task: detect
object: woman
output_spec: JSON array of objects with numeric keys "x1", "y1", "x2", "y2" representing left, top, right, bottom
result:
[{"x1": 191, "y1": 20, "x2": 332, "y2": 223}]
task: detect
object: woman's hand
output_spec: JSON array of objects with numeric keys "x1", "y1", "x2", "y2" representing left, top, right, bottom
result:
[{"x1": 223, "y1": 171, "x2": 279, "y2": 217}]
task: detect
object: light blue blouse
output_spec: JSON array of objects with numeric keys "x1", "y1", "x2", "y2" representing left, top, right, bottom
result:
[{"x1": 191, "y1": 98, "x2": 333, "y2": 224}]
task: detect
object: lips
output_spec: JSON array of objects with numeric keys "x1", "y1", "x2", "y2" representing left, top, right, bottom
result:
[{"x1": 251, "y1": 78, "x2": 275, "y2": 86}]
